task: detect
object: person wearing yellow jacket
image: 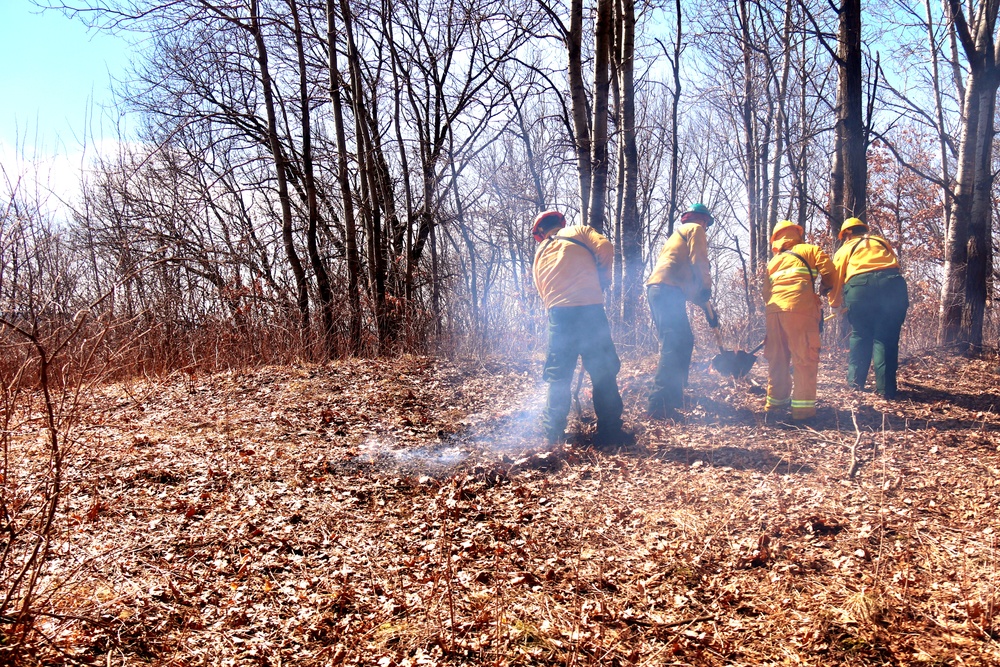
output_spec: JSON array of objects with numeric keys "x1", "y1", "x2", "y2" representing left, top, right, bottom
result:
[
  {"x1": 763, "y1": 220, "x2": 838, "y2": 420},
  {"x1": 532, "y1": 210, "x2": 629, "y2": 446},
  {"x1": 834, "y1": 217, "x2": 909, "y2": 398},
  {"x1": 645, "y1": 203, "x2": 714, "y2": 419}
]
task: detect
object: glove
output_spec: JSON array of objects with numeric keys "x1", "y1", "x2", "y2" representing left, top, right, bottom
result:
[{"x1": 704, "y1": 302, "x2": 720, "y2": 329}]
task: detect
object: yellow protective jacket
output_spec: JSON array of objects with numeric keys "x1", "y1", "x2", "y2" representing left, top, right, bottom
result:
[
  {"x1": 764, "y1": 241, "x2": 839, "y2": 313},
  {"x1": 533, "y1": 225, "x2": 613, "y2": 309},
  {"x1": 645, "y1": 222, "x2": 712, "y2": 303},
  {"x1": 833, "y1": 235, "x2": 900, "y2": 286}
]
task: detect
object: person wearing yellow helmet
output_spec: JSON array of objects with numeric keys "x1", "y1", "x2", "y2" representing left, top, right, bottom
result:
[
  {"x1": 833, "y1": 217, "x2": 909, "y2": 398},
  {"x1": 644, "y1": 203, "x2": 714, "y2": 419},
  {"x1": 762, "y1": 220, "x2": 838, "y2": 421},
  {"x1": 531, "y1": 210, "x2": 631, "y2": 447}
]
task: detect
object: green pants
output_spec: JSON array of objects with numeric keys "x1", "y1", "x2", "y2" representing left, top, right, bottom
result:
[
  {"x1": 842, "y1": 268, "x2": 908, "y2": 398},
  {"x1": 542, "y1": 305, "x2": 623, "y2": 440}
]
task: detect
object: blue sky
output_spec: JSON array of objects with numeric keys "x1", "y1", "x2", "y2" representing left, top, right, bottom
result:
[{"x1": 1, "y1": 0, "x2": 132, "y2": 200}]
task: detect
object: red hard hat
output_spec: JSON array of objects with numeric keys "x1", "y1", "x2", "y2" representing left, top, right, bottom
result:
[{"x1": 531, "y1": 210, "x2": 566, "y2": 242}]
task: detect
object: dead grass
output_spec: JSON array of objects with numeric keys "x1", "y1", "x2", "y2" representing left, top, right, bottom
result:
[{"x1": 8, "y1": 349, "x2": 1000, "y2": 665}]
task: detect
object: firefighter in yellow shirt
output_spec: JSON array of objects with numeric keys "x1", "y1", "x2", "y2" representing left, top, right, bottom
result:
[
  {"x1": 645, "y1": 203, "x2": 714, "y2": 419},
  {"x1": 532, "y1": 210, "x2": 630, "y2": 447},
  {"x1": 834, "y1": 218, "x2": 909, "y2": 398},
  {"x1": 763, "y1": 220, "x2": 838, "y2": 420}
]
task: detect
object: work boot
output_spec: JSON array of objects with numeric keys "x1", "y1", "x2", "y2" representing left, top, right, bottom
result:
[
  {"x1": 593, "y1": 426, "x2": 635, "y2": 450},
  {"x1": 646, "y1": 405, "x2": 681, "y2": 421},
  {"x1": 545, "y1": 430, "x2": 566, "y2": 446},
  {"x1": 646, "y1": 398, "x2": 681, "y2": 421}
]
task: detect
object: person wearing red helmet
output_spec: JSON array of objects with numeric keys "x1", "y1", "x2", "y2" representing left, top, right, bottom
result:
[{"x1": 531, "y1": 210, "x2": 630, "y2": 447}]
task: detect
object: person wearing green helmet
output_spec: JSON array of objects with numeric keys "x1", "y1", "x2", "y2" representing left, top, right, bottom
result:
[{"x1": 644, "y1": 203, "x2": 715, "y2": 419}]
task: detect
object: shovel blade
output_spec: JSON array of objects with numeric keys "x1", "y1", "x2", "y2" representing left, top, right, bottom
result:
[{"x1": 712, "y1": 350, "x2": 759, "y2": 378}]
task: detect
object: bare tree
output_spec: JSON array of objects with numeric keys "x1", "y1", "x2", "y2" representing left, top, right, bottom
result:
[{"x1": 938, "y1": 0, "x2": 1000, "y2": 349}]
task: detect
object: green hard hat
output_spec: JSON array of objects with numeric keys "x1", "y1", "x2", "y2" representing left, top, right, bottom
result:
[{"x1": 688, "y1": 203, "x2": 711, "y2": 215}]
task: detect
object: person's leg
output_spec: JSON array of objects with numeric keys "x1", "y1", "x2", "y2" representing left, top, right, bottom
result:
[
  {"x1": 542, "y1": 307, "x2": 580, "y2": 442},
  {"x1": 580, "y1": 306, "x2": 624, "y2": 436},
  {"x1": 646, "y1": 285, "x2": 693, "y2": 415},
  {"x1": 844, "y1": 274, "x2": 876, "y2": 390},
  {"x1": 786, "y1": 311, "x2": 821, "y2": 420},
  {"x1": 764, "y1": 311, "x2": 792, "y2": 413},
  {"x1": 872, "y1": 271, "x2": 909, "y2": 398}
]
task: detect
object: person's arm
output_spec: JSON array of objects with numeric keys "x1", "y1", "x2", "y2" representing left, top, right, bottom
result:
[
  {"x1": 584, "y1": 227, "x2": 615, "y2": 290},
  {"x1": 830, "y1": 243, "x2": 851, "y2": 309},
  {"x1": 814, "y1": 246, "x2": 839, "y2": 307},
  {"x1": 532, "y1": 245, "x2": 544, "y2": 296},
  {"x1": 761, "y1": 261, "x2": 772, "y2": 304},
  {"x1": 689, "y1": 224, "x2": 712, "y2": 304}
]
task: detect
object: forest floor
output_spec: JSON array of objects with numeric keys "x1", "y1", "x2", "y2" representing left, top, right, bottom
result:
[{"x1": 19, "y1": 344, "x2": 1000, "y2": 665}]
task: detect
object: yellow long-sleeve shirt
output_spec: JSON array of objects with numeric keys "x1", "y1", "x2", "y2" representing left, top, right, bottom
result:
[
  {"x1": 533, "y1": 225, "x2": 613, "y2": 309},
  {"x1": 645, "y1": 222, "x2": 712, "y2": 303},
  {"x1": 764, "y1": 242, "x2": 839, "y2": 313},
  {"x1": 833, "y1": 235, "x2": 900, "y2": 288}
]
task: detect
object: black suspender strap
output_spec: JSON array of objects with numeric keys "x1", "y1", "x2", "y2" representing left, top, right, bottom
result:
[
  {"x1": 780, "y1": 249, "x2": 816, "y2": 291},
  {"x1": 846, "y1": 235, "x2": 894, "y2": 264},
  {"x1": 534, "y1": 235, "x2": 598, "y2": 267}
]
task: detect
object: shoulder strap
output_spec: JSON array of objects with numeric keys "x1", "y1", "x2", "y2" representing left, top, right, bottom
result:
[
  {"x1": 779, "y1": 249, "x2": 817, "y2": 292},
  {"x1": 847, "y1": 235, "x2": 895, "y2": 264},
  {"x1": 533, "y1": 234, "x2": 598, "y2": 267},
  {"x1": 559, "y1": 235, "x2": 599, "y2": 263}
]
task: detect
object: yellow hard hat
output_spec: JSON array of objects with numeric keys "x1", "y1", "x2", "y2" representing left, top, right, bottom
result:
[
  {"x1": 838, "y1": 217, "x2": 868, "y2": 240},
  {"x1": 770, "y1": 220, "x2": 803, "y2": 245}
]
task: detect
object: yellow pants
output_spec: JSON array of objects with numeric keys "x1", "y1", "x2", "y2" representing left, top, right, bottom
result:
[{"x1": 764, "y1": 310, "x2": 820, "y2": 419}]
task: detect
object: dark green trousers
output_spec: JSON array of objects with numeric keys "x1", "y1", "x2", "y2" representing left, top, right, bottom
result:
[
  {"x1": 542, "y1": 305, "x2": 623, "y2": 439},
  {"x1": 843, "y1": 268, "x2": 909, "y2": 398}
]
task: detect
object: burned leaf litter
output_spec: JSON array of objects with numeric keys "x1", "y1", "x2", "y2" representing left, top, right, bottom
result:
[{"x1": 22, "y1": 351, "x2": 1000, "y2": 665}]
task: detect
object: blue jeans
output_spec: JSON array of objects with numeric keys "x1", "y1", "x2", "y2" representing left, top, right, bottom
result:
[
  {"x1": 542, "y1": 305, "x2": 623, "y2": 438},
  {"x1": 647, "y1": 284, "x2": 693, "y2": 411}
]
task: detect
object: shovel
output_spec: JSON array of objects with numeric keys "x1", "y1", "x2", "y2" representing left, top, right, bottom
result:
[
  {"x1": 702, "y1": 302, "x2": 757, "y2": 379},
  {"x1": 712, "y1": 340, "x2": 765, "y2": 378},
  {"x1": 711, "y1": 311, "x2": 838, "y2": 379}
]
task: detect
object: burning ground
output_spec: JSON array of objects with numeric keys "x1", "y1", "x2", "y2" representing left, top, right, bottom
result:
[{"x1": 19, "y1": 350, "x2": 1000, "y2": 665}]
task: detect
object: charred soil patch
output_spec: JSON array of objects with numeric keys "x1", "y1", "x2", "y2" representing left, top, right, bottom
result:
[{"x1": 17, "y1": 351, "x2": 1000, "y2": 665}]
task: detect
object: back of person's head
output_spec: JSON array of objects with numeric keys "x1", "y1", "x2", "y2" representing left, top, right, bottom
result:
[
  {"x1": 838, "y1": 217, "x2": 868, "y2": 240},
  {"x1": 680, "y1": 202, "x2": 713, "y2": 227},
  {"x1": 770, "y1": 220, "x2": 804, "y2": 252},
  {"x1": 531, "y1": 210, "x2": 566, "y2": 242}
]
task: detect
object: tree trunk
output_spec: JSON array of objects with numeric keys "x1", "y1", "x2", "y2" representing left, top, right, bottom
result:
[
  {"x1": 766, "y1": 0, "x2": 793, "y2": 235},
  {"x1": 340, "y1": 0, "x2": 390, "y2": 352},
  {"x1": 588, "y1": 0, "x2": 614, "y2": 235},
  {"x1": 618, "y1": 0, "x2": 641, "y2": 334},
  {"x1": 831, "y1": 0, "x2": 867, "y2": 233},
  {"x1": 925, "y1": 0, "x2": 953, "y2": 237},
  {"x1": 738, "y1": 0, "x2": 763, "y2": 271},
  {"x1": 568, "y1": 0, "x2": 592, "y2": 224},
  {"x1": 291, "y1": 0, "x2": 335, "y2": 358},
  {"x1": 667, "y1": 0, "x2": 682, "y2": 236},
  {"x1": 250, "y1": 0, "x2": 309, "y2": 336},
  {"x1": 327, "y1": 0, "x2": 362, "y2": 352},
  {"x1": 938, "y1": 0, "x2": 999, "y2": 350}
]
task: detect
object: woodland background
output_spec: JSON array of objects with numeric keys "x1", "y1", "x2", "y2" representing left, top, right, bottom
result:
[
  {"x1": 4, "y1": 0, "x2": 995, "y2": 365},
  {"x1": 3, "y1": 0, "x2": 1000, "y2": 663}
]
